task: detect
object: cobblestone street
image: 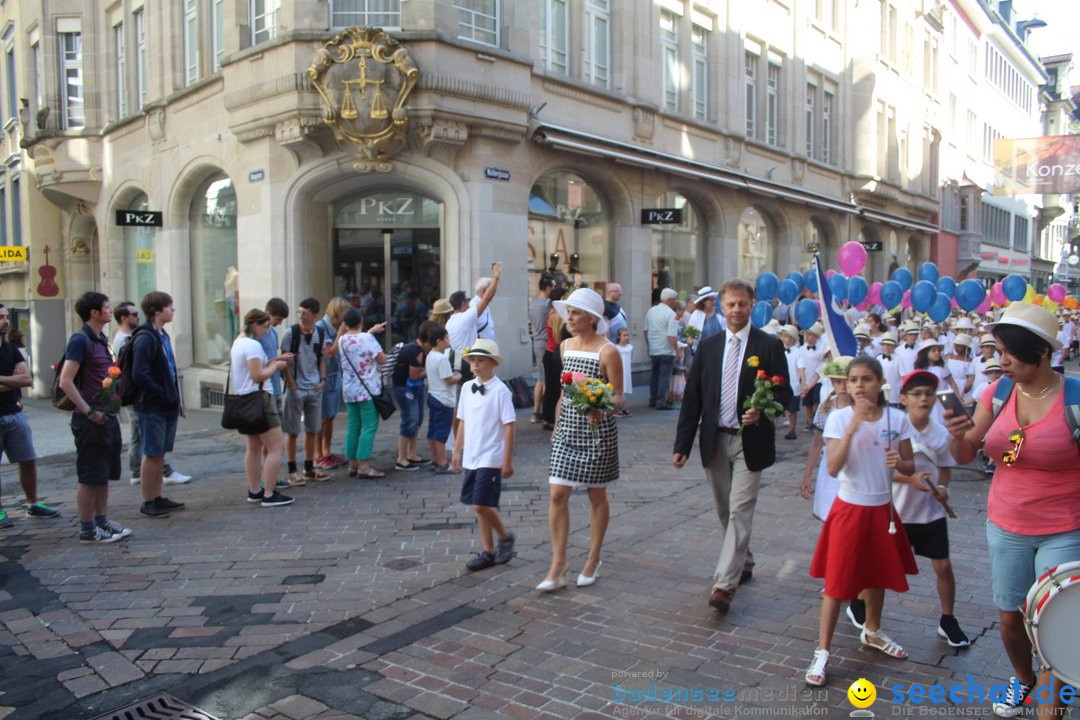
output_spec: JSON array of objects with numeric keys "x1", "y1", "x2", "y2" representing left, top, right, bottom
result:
[{"x1": 0, "y1": 382, "x2": 1074, "y2": 719}]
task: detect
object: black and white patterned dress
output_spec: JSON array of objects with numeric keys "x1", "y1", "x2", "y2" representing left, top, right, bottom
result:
[{"x1": 548, "y1": 349, "x2": 619, "y2": 487}]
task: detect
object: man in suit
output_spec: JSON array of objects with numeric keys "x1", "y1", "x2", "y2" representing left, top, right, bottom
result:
[{"x1": 672, "y1": 279, "x2": 792, "y2": 614}]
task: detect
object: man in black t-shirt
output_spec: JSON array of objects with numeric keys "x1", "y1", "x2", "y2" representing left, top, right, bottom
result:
[{"x1": 0, "y1": 304, "x2": 60, "y2": 529}]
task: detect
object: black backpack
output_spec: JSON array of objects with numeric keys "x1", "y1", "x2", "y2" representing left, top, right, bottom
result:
[
  {"x1": 115, "y1": 326, "x2": 156, "y2": 407},
  {"x1": 288, "y1": 323, "x2": 325, "y2": 374},
  {"x1": 51, "y1": 328, "x2": 94, "y2": 411}
]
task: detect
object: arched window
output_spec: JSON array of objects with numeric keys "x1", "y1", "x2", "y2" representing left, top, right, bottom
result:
[
  {"x1": 651, "y1": 192, "x2": 705, "y2": 292},
  {"x1": 123, "y1": 192, "x2": 156, "y2": 303},
  {"x1": 800, "y1": 218, "x2": 831, "y2": 273},
  {"x1": 737, "y1": 206, "x2": 773, "y2": 279},
  {"x1": 528, "y1": 171, "x2": 610, "y2": 288},
  {"x1": 189, "y1": 174, "x2": 237, "y2": 366}
]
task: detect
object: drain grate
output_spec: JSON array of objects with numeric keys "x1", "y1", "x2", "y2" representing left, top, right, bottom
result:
[{"x1": 92, "y1": 692, "x2": 220, "y2": 720}]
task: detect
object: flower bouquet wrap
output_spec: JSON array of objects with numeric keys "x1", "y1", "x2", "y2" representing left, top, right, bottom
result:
[
  {"x1": 739, "y1": 357, "x2": 785, "y2": 434},
  {"x1": 94, "y1": 364, "x2": 124, "y2": 415},
  {"x1": 560, "y1": 371, "x2": 616, "y2": 441}
]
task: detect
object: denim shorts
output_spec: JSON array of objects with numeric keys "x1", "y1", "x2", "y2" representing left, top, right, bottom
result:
[
  {"x1": 986, "y1": 519, "x2": 1080, "y2": 611},
  {"x1": 392, "y1": 384, "x2": 424, "y2": 439},
  {"x1": 0, "y1": 411, "x2": 37, "y2": 464},
  {"x1": 135, "y1": 410, "x2": 178, "y2": 458},
  {"x1": 321, "y1": 374, "x2": 342, "y2": 419},
  {"x1": 283, "y1": 388, "x2": 322, "y2": 435},
  {"x1": 426, "y1": 397, "x2": 453, "y2": 443},
  {"x1": 460, "y1": 467, "x2": 502, "y2": 508}
]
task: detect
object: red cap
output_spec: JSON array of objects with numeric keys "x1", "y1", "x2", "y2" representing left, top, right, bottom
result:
[{"x1": 900, "y1": 370, "x2": 938, "y2": 394}]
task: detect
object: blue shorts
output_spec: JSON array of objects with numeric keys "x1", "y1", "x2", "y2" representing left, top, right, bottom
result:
[
  {"x1": 786, "y1": 396, "x2": 801, "y2": 413},
  {"x1": 460, "y1": 467, "x2": 502, "y2": 509},
  {"x1": 805, "y1": 382, "x2": 822, "y2": 407},
  {"x1": 135, "y1": 409, "x2": 178, "y2": 458},
  {"x1": 986, "y1": 519, "x2": 1080, "y2": 611},
  {"x1": 392, "y1": 385, "x2": 424, "y2": 439},
  {"x1": 426, "y1": 397, "x2": 453, "y2": 443},
  {"x1": 0, "y1": 411, "x2": 37, "y2": 464},
  {"x1": 321, "y1": 374, "x2": 342, "y2": 419}
]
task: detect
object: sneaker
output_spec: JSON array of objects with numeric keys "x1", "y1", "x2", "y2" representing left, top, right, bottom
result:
[
  {"x1": 494, "y1": 533, "x2": 515, "y2": 565},
  {"x1": 0, "y1": 509, "x2": 11, "y2": 528},
  {"x1": 328, "y1": 454, "x2": 349, "y2": 467},
  {"x1": 846, "y1": 599, "x2": 866, "y2": 630},
  {"x1": 96, "y1": 520, "x2": 132, "y2": 539},
  {"x1": 530, "y1": 412, "x2": 543, "y2": 424},
  {"x1": 286, "y1": 473, "x2": 307, "y2": 487},
  {"x1": 155, "y1": 496, "x2": 185, "y2": 511},
  {"x1": 431, "y1": 463, "x2": 454, "y2": 475},
  {"x1": 992, "y1": 677, "x2": 1032, "y2": 717},
  {"x1": 465, "y1": 551, "x2": 496, "y2": 571},
  {"x1": 164, "y1": 471, "x2": 193, "y2": 485},
  {"x1": 937, "y1": 615, "x2": 971, "y2": 647},
  {"x1": 275, "y1": 478, "x2": 291, "y2": 489},
  {"x1": 140, "y1": 502, "x2": 170, "y2": 518},
  {"x1": 26, "y1": 502, "x2": 61, "y2": 519},
  {"x1": 314, "y1": 456, "x2": 335, "y2": 470},
  {"x1": 395, "y1": 462, "x2": 419, "y2": 472},
  {"x1": 410, "y1": 458, "x2": 432, "y2": 466},
  {"x1": 302, "y1": 469, "x2": 331, "y2": 482},
  {"x1": 261, "y1": 491, "x2": 294, "y2": 507},
  {"x1": 247, "y1": 491, "x2": 265, "y2": 503},
  {"x1": 80, "y1": 526, "x2": 121, "y2": 543},
  {"x1": 129, "y1": 476, "x2": 142, "y2": 485},
  {"x1": 784, "y1": 431, "x2": 798, "y2": 440}
]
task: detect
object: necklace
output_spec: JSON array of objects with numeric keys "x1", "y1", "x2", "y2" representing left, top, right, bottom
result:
[{"x1": 1017, "y1": 376, "x2": 1062, "y2": 400}]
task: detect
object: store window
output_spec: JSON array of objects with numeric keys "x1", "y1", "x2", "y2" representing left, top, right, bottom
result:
[
  {"x1": 737, "y1": 206, "x2": 773, "y2": 279},
  {"x1": 189, "y1": 174, "x2": 237, "y2": 366},
  {"x1": 651, "y1": 192, "x2": 704, "y2": 292},
  {"x1": 123, "y1": 193, "x2": 156, "y2": 306},
  {"x1": 800, "y1": 218, "x2": 831, "y2": 271},
  {"x1": 528, "y1": 171, "x2": 610, "y2": 290}
]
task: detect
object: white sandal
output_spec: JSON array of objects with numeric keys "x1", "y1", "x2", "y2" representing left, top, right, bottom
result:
[
  {"x1": 805, "y1": 648, "x2": 829, "y2": 686},
  {"x1": 860, "y1": 628, "x2": 908, "y2": 659}
]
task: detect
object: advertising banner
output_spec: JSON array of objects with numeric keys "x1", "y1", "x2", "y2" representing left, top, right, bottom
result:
[{"x1": 993, "y1": 135, "x2": 1080, "y2": 195}]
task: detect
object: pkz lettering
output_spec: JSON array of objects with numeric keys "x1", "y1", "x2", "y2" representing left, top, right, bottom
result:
[
  {"x1": 356, "y1": 197, "x2": 416, "y2": 215},
  {"x1": 124, "y1": 213, "x2": 157, "y2": 224}
]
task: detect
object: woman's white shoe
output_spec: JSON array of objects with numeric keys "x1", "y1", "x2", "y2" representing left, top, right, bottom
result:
[
  {"x1": 576, "y1": 561, "x2": 602, "y2": 587},
  {"x1": 536, "y1": 570, "x2": 568, "y2": 593},
  {"x1": 805, "y1": 648, "x2": 829, "y2": 687}
]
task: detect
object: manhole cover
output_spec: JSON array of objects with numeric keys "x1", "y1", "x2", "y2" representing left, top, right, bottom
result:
[
  {"x1": 92, "y1": 692, "x2": 220, "y2": 720},
  {"x1": 383, "y1": 558, "x2": 421, "y2": 571}
]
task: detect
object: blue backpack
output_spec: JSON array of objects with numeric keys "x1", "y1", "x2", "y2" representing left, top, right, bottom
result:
[{"x1": 991, "y1": 376, "x2": 1080, "y2": 451}]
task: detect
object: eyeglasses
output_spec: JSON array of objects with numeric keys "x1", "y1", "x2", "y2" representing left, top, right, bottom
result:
[
  {"x1": 1002, "y1": 428, "x2": 1024, "y2": 466},
  {"x1": 904, "y1": 391, "x2": 935, "y2": 399}
]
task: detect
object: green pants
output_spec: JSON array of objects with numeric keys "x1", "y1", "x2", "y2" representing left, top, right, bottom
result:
[{"x1": 345, "y1": 400, "x2": 378, "y2": 460}]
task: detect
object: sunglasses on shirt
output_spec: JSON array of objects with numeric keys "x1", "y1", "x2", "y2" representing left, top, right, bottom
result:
[{"x1": 1002, "y1": 428, "x2": 1024, "y2": 467}]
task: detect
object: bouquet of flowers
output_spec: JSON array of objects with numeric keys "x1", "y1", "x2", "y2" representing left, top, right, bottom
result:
[
  {"x1": 739, "y1": 356, "x2": 785, "y2": 434},
  {"x1": 94, "y1": 364, "x2": 124, "y2": 415},
  {"x1": 560, "y1": 371, "x2": 616, "y2": 441},
  {"x1": 679, "y1": 324, "x2": 701, "y2": 342}
]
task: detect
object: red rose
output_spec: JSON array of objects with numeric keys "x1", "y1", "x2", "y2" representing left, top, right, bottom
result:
[
  {"x1": 757, "y1": 370, "x2": 767, "y2": 379},
  {"x1": 771, "y1": 375, "x2": 784, "y2": 384},
  {"x1": 560, "y1": 372, "x2": 573, "y2": 384}
]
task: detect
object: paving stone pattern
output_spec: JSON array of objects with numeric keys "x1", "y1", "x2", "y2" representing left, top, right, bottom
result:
[{"x1": 0, "y1": 391, "x2": 1072, "y2": 718}]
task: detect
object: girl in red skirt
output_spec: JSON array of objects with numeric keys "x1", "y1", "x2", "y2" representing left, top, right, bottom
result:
[{"x1": 805, "y1": 355, "x2": 918, "y2": 686}]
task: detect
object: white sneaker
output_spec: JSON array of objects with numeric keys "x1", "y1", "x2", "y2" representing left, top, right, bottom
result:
[
  {"x1": 164, "y1": 471, "x2": 193, "y2": 485},
  {"x1": 129, "y1": 476, "x2": 141, "y2": 485}
]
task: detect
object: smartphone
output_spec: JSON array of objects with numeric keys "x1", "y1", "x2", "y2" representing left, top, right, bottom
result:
[{"x1": 936, "y1": 391, "x2": 973, "y2": 422}]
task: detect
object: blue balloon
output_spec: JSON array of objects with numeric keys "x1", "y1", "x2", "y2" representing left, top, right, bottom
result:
[
  {"x1": 755, "y1": 272, "x2": 779, "y2": 301},
  {"x1": 936, "y1": 276, "x2": 957, "y2": 298},
  {"x1": 929, "y1": 292, "x2": 951, "y2": 323},
  {"x1": 777, "y1": 278, "x2": 800, "y2": 305},
  {"x1": 956, "y1": 279, "x2": 986, "y2": 312},
  {"x1": 911, "y1": 280, "x2": 937, "y2": 313},
  {"x1": 751, "y1": 300, "x2": 773, "y2": 329},
  {"x1": 795, "y1": 298, "x2": 820, "y2": 330},
  {"x1": 804, "y1": 268, "x2": 819, "y2": 293},
  {"x1": 891, "y1": 267, "x2": 913, "y2": 291},
  {"x1": 1002, "y1": 273, "x2": 1027, "y2": 302},
  {"x1": 827, "y1": 273, "x2": 849, "y2": 303},
  {"x1": 880, "y1": 280, "x2": 903, "y2": 309},
  {"x1": 917, "y1": 262, "x2": 940, "y2": 284},
  {"x1": 786, "y1": 271, "x2": 805, "y2": 295},
  {"x1": 847, "y1": 276, "x2": 868, "y2": 306}
]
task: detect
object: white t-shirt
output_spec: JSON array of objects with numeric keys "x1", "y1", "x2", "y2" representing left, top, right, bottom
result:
[
  {"x1": 1052, "y1": 328, "x2": 1070, "y2": 366},
  {"x1": 783, "y1": 345, "x2": 802, "y2": 395},
  {"x1": 230, "y1": 336, "x2": 268, "y2": 396},
  {"x1": 469, "y1": 295, "x2": 495, "y2": 340},
  {"x1": 425, "y1": 349, "x2": 458, "y2": 408},
  {"x1": 877, "y1": 351, "x2": 903, "y2": 404},
  {"x1": 456, "y1": 375, "x2": 516, "y2": 469},
  {"x1": 824, "y1": 406, "x2": 914, "y2": 507},
  {"x1": 617, "y1": 343, "x2": 634, "y2": 395},
  {"x1": 446, "y1": 307, "x2": 479, "y2": 352},
  {"x1": 946, "y1": 358, "x2": 972, "y2": 394},
  {"x1": 892, "y1": 419, "x2": 954, "y2": 525},
  {"x1": 112, "y1": 329, "x2": 131, "y2": 356}
]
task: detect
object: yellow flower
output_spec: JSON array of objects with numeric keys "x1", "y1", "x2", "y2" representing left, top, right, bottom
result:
[
  {"x1": 747, "y1": 355, "x2": 760, "y2": 368},
  {"x1": 605, "y1": 383, "x2": 614, "y2": 391}
]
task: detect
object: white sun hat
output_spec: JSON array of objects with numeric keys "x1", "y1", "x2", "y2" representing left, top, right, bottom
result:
[
  {"x1": 984, "y1": 301, "x2": 1064, "y2": 352},
  {"x1": 553, "y1": 287, "x2": 609, "y2": 335}
]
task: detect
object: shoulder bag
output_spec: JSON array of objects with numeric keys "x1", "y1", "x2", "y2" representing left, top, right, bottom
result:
[
  {"x1": 221, "y1": 359, "x2": 270, "y2": 434},
  {"x1": 340, "y1": 337, "x2": 396, "y2": 420}
]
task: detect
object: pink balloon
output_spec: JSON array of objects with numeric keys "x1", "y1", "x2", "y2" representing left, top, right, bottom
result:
[
  {"x1": 825, "y1": 269, "x2": 837, "y2": 279},
  {"x1": 1048, "y1": 283, "x2": 1067, "y2": 303},
  {"x1": 977, "y1": 296, "x2": 992, "y2": 314},
  {"x1": 950, "y1": 297, "x2": 958, "y2": 308},
  {"x1": 856, "y1": 298, "x2": 871, "y2": 312},
  {"x1": 902, "y1": 290, "x2": 912, "y2": 309},
  {"x1": 837, "y1": 240, "x2": 869, "y2": 277},
  {"x1": 990, "y1": 281, "x2": 1006, "y2": 306},
  {"x1": 868, "y1": 281, "x2": 883, "y2": 305}
]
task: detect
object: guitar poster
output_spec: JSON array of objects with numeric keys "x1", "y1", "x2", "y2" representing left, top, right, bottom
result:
[{"x1": 31, "y1": 242, "x2": 64, "y2": 300}]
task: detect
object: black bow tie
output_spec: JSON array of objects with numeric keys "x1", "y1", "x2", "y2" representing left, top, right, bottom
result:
[
  {"x1": 785, "y1": 349, "x2": 791, "y2": 354},
  {"x1": 881, "y1": 355, "x2": 892, "y2": 361},
  {"x1": 807, "y1": 345, "x2": 816, "y2": 351},
  {"x1": 905, "y1": 344, "x2": 914, "y2": 349},
  {"x1": 471, "y1": 383, "x2": 485, "y2": 395}
]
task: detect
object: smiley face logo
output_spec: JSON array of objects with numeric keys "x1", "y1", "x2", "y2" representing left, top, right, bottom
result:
[{"x1": 847, "y1": 678, "x2": 877, "y2": 708}]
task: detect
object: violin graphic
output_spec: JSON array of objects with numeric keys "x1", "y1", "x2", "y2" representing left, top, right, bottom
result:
[{"x1": 37, "y1": 244, "x2": 59, "y2": 297}]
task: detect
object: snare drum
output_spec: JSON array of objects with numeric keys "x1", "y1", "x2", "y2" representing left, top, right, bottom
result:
[{"x1": 1023, "y1": 560, "x2": 1080, "y2": 688}]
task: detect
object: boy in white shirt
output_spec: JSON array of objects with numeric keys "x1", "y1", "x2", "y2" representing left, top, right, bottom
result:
[
  {"x1": 876, "y1": 331, "x2": 902, "y2": 406},
  {"x1": 424, "y1": 325, "x2": 461, "y2": 474},
  {"x1": 451, "y1": 340, "x2": 517, "y2": 572},
  {"x1": 778, "y1": 325, "x2": 802, "y2": 439},
  {"x1": 798, "y1": 323, "x2": 826, "y2": 430},
  {"x1": 894, "y1": 324, "x2": 920, "y2": 376}
]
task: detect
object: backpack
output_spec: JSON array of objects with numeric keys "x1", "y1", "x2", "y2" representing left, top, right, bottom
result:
[
  {"x1": 991, "y1": 376, "x2": 1080, "y2": 451},
  {"x1": 288, "y1": 323, "x2": 325, "y2": 375},
  {"x1": 116, "y1": 326, "x2": 156, "y2": 407},
  {"x1": 381, "y1": 342, "x2": 404, "y2": 385},
  {"x1": 51, "y1": 328, "x2": 94, "y2": 410}
]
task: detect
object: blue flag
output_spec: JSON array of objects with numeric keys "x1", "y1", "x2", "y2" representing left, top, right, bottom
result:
[{"x1": 814, "y1": 255, "x2": 858, "y2": 358}]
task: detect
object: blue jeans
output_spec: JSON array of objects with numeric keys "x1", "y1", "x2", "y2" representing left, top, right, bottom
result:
[
  {"x1": 986, "y1": 519, "x2": 1080, "y2": 610},
  {"x1": 649, "y1": 354, "x2": 675, "y2": 408},
  {"x1": 392, "y1": 384, "x2": 424, "y2": 438}
]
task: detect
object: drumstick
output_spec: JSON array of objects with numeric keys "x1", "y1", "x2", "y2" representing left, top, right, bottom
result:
[{"x1": 921, "y1": 475, "x2": 958, "y2": 519}]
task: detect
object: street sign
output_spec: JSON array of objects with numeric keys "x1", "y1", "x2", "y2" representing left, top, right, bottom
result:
[
  {"x1": 115, "y1": 210, "x2": 163, "y2": 227},
  {"x1": 641, "y1": 208, "x2": 683, "y2": 224},
  {"x1": 484, "y1": 167, "x2": 510, "y2": 181},
  {"x1": 861, "y1": 240, "x2": 883, "y2": 252}
]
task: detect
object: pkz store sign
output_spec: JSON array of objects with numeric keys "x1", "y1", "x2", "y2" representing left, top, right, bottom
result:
[
  {"x1": 115, "y1": 210, "x2": 163, "y2": 227},
  {"x1": 640, "y1": 208, "x2": 683, "y2": 225},
  {"x1": 335, "y1": 191, "x2": 441, "y2": 227}
]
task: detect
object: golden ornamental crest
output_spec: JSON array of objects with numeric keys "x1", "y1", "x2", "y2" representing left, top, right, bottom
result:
[{"x1": 308, "y1": 27, "x2": 418, "y2": 171}]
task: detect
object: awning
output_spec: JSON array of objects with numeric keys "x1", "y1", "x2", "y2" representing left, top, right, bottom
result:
[
  {"x1": 859, "y1": 208, "x2": 938, "y2": 234},
  {"x1": 533, "y1": 123, "x2": 859, "y2": 216}
]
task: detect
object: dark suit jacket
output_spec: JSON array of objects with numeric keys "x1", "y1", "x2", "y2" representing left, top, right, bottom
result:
[{"x1": 673, "y1": 325, "x2": 793, "y2": 472}]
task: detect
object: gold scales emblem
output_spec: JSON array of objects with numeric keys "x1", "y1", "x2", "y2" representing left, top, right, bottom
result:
[{"x1": 308, "y1": 27, "x2": 418, "y2": 172}]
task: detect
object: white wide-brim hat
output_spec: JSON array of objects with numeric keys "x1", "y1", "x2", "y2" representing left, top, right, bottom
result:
[
  {"x1": 553, "y1": 288, "x2": 609, "y2": 335},
  {"x1": 462, "y1": 338, "x2": 502, "y2": 365},
  {"x1": 953, "y1": 333, "x2": 973, "y2": 348},
  {"x1": 985, "y1": 301, "x2": 1064, "y2": 352},
  {"x1": 917, "y1": 338, "x2": 944, "y2": 352},
  {"x1": 694, "y1": 286, "x2": 718, "y2": 303},
  {"x1": 806, "y1": 322, "x2": 825, "y2": 336}
]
